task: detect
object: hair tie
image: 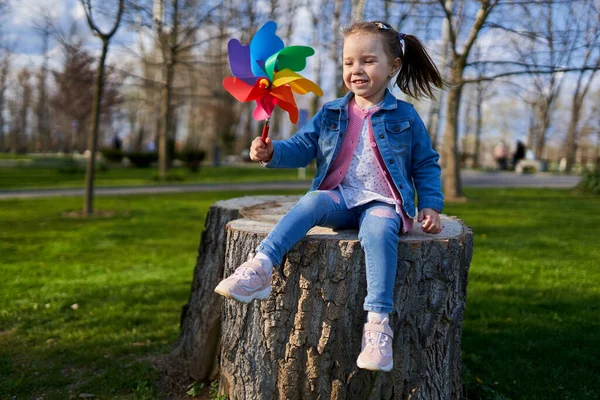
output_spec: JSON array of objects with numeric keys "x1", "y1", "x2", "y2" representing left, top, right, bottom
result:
[{"x1": 398, "y1": 32, "x2": 406, "y2": 56}]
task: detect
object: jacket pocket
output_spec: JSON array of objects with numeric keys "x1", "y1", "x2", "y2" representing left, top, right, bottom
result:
[
  {"x1": 320, "y1": 114, "x2": 341, "y2": 150},
  {"x1": 384, "y1": 120, "x2": 411, "y2": 149}
]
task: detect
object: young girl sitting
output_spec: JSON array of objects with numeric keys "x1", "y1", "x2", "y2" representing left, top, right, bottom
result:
[{"x1": 216, "y1": 20, "x2": 444, "y2": 372}]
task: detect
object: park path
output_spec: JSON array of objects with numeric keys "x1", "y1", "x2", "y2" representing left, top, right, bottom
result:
[{"x1": 0, "y1": 170, "x2": 581, "y2": 200}]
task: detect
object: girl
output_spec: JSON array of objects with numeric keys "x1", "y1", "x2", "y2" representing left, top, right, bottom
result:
[{"x1": 215, "y1": 21, "x2": 444, "y2": 372}]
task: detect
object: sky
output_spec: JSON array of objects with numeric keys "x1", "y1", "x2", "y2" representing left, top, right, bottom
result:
[{"x1": 3, "y1": 0, "x2": 599, "y2": 153}]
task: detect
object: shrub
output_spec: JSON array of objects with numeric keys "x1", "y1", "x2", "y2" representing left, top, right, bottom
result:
[
  {"x1": 177, "y1": 149, "x2": 206, "y2": 172},
  {"x1": 152, "y1": 170, "x2": 185, "y2": 182},
  {"x1": 126, "y1": 152, "x2": 158, "y2": 168},
  {"x1": 100, "y1": 148, "x2": 124, "y2": 163},
  {"x1": 57, "y1": 156, "x2": 84, "y2": 174},
  {"x1": 578, "y1": 167, "x2": 600, "y2": 194}
]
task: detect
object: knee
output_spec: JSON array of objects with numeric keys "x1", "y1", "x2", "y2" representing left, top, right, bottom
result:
[
  {"x1": 360, "y1": 208, "x2": 400, "y2": 238},
  {"x1": 298, "y1": 190, "x2": 341, "y2": 209}
]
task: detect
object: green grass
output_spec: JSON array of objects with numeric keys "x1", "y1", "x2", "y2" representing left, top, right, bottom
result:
[
  {"x1": 0, "y1": 153, "x2": 32, "y2": 160},
  {"x1": 0, "y1": 163, "x2": 315, "y2": 190},
  {"x1": 0, "y1": 188, "x2": 599, "y2": 399},
  {"x1": 446, "y1": 189, "x2": 600, "y2": 399}
]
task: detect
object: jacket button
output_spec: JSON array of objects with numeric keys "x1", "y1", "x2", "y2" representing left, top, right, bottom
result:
[
  {"x1": 379, "y1": 134, "x2": 384, "y2": 139},
  {"x1": 330, "y1": 124, "x2": 337, "y2": 129},
  {"x1": 389, "y1": 159, "x2": 394, "y2": 164},
  {"x1": 339, "y1": 133, "x2": 342, "y2": 138},
  {"x1": 393, "y1": 126, "x2": 400, "y2": 132},
  {"x1": 371, "y1": 142, "x2": 376, "y2": 148}
]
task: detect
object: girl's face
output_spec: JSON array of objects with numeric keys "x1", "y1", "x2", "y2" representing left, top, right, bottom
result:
[{"x1": 342, "y1": 33, "x2": 400, "y2": 108}]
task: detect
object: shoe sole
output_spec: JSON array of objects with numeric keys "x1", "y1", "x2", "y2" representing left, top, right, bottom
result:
[
  {"x1": 214, "y1": 286, "x2": 271, "y2": 304},
  {"x1": 356, "y1": 358, "x2": 393, "y2": 372}
]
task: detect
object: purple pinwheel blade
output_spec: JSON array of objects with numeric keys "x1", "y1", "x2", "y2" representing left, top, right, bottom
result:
[
  {"x1": 250, "y1": 21, "x2": 284, "y2": 78},
  {"x1": 227, "y1": 39, "x2": 254, "y2": 79}
]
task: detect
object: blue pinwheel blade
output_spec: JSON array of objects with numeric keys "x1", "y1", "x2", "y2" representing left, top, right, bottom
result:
[{"x1": 250, "y1": 21, "x2": 284, "y2": 78}]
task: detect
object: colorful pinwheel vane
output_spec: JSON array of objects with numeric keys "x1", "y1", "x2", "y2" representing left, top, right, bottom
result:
[{"x1": 223, "y1": 21, "x2": 323, "y2": 139}]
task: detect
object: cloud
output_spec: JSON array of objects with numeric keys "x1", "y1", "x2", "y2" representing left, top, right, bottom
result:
[
  {"x1": 72, "y1": 1, "x2": 87, "y2": 21},
  {"x1": 9, "y1": 0, "x2": 70, "y2": 25}
]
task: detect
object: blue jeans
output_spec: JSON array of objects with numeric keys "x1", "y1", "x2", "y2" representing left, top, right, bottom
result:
[{"x1": 256, "y1": 190, "x2": 402, "y2": 313}]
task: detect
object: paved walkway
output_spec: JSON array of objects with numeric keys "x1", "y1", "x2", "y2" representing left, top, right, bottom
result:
[{"x1": 0, "y1": 171, "x2": 581, "y2": 200}]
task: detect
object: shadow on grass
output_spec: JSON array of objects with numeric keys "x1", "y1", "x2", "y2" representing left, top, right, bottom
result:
[{"x1": 462, "y1": 286, "x2": 600, "y2": 400}]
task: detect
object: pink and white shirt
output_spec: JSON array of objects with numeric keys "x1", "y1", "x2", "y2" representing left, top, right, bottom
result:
[{"x1": 319, "y1": 99, "x2": 413, "y2": 233}]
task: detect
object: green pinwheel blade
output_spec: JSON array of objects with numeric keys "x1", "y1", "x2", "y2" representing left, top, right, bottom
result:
[{"x1": 265, "y1": 46, "x2": 315, "y2": 81}]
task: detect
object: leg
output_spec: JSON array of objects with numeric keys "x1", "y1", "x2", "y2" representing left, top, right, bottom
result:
[
  {"x1": 357, "y1": 203, "x2": 402, "y2": 314},
  {"x1": 257, "y1": 190, "x2": 355, "y2": 266},
  {"x1": 356, "y1": 202, "x2": 401, "y2": 371},
  {"x1": 216, "y1": 190, "x2": 355, "y2": 303}
]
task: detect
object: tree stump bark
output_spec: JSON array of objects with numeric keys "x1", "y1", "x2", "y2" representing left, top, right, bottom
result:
[
  {"x1": 168, "y1": 195, "x2": 302, "y2": 381},
  {"x1": 217, "y1": 196, "x2": 473, "y2": 400}
]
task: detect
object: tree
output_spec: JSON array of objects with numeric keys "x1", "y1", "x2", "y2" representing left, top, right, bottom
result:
[
  {"x1": 438, "y1": 0, "x2": 501, "y2": 200},
  {"x1": 9, "y1": 68, "x2": 32, "y2": 153},
  {"x1": 80, "y1": 0, "x2": 125, "y2": 216},
  {"x1": 33, "y1": 11, "x2": 54, "y2": 152},
  {"x1": 563, "y1": 0, "x2": 600, "y2": 173},
  {"x1": 51, "y1": 30, "x2": 120, "y2": 153},
  {"x1": 427, "y1": 0, "x2": 452, "y2": 149},
  {"x1": 513, "y1": 1, "x2": 576, "y2": 160},
  {"x1": 0, "y1": 46, "x2": 10, "y2": 152}
]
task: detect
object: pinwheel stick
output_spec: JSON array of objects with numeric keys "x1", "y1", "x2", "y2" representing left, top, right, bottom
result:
[{"x1": 261, "y1": 118, "x2": 270, "y2": 143}]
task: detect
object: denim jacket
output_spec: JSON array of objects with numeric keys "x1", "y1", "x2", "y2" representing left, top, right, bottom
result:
[{"x1": 266, "y1": 89, "x2": 444, "y2": 217}]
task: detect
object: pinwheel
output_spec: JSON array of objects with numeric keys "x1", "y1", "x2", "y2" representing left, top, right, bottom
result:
[{"x1": 223, "y1": 21, "x2": 323, "y2": 141}]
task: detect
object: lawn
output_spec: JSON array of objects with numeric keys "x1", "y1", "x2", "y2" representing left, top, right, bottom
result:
[
  {"x1": 0, "y1": 188, "x2": 598, "y2": 399},
  {"x1": 0, "y1": 161, "x2": 315, "y2": 190}
]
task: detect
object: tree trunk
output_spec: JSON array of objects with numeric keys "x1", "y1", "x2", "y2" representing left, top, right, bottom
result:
[
  {"x1": 330, "y1": 0, "x2": 343, "y2": 98},
  {"x1": 474, "y1": 87, "x2": 483, "y2": 169},
  {"x1": 158, "y1": 0, "x2": 179, "y2": 180},
  {"x1": 84, "y1": 40, "x2": 108, "y2": 216},
  {"x1": 211, "y1": 197, "x2": 473, "y2": 399},
  {"x1": 159, "y1": 58, "x2": 174, "y2": 179},
  {"x1": 564, "y1": 97, "x2": 582, "y2": 173},
  {"x1": 535, "y1": 97, "x2": 552, "y2": 160},
  {"x1": 427, "y1": 0, "x2": 451, "y2": 149},
  {"x1": 442, "y1": 68, "x2": 464, "y2": 201}
]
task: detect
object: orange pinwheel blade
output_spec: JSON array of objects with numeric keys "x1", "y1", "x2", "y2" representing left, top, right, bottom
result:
[{"x1": 270, "y1": 86, "x2": 299, "y2": 123}]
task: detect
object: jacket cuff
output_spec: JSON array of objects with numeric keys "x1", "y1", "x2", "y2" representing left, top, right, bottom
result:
[
  {"x1": 417, "y1": 197, "x2": 444, "y2": 213},
  {"x1": 264, "y1": 142, "x2": 281, "y2": 168}
]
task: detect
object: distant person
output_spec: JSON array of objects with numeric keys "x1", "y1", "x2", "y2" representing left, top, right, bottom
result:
[
  {"x1": 145, "y1": 140, "x2": 156, "y2": 152},
  {"x1": 513, "y1": 140, "x2": 526, "y2": 169},
  {"x1": 214, "y1": 20, "x2": 444, "y2": 372},
  {"x1": 493, "y1": 141, "x2": 508, "y2": 170},
  {"x1": 112, "y1": 135, "x2": 122, "y2": 150}
]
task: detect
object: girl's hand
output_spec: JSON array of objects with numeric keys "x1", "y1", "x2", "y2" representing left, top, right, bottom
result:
[
  {"x1": 417, "y1": 208, "x2": 442, "y2": 234},
  {"x1": 250, "y1": 137, "x2": 274, "y2": 162}
]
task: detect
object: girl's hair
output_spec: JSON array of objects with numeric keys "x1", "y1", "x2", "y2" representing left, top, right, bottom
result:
[{"x1": 342, "y1": 21, "x2": 445, "y2": 100}]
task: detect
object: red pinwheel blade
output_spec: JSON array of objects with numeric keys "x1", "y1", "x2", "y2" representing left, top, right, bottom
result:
[
  {"x1": 223, "y1": 77, "x2": 268, "y2": 103},
  {"x1": 254, "y1": 94, "x2": 278, "y2": 121}
]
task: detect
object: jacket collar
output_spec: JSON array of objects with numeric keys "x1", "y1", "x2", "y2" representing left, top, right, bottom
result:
[{"x1": 324, "y1": 88, "x2": 399, "y2": 111}]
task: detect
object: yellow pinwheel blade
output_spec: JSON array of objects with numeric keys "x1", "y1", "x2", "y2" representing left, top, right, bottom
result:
[{"x1": 272, "y1": 69, "x2": 323, "y2": 97}]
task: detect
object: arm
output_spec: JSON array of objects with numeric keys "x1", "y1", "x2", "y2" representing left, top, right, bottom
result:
[
  {"x1": 264, "y1": 108, "x2": 324, "y2": 169},
  {"x1": 410, "y1": 109, "x2": 444, "y2": 233}
]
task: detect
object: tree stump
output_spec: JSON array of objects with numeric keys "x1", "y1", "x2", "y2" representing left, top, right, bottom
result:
[
  {"x1": 216, "y1": 196, "x2": 473, "y2": 400},
  {"x1": 169, "y1": 196, "x2": 302, "y2": 381}
]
